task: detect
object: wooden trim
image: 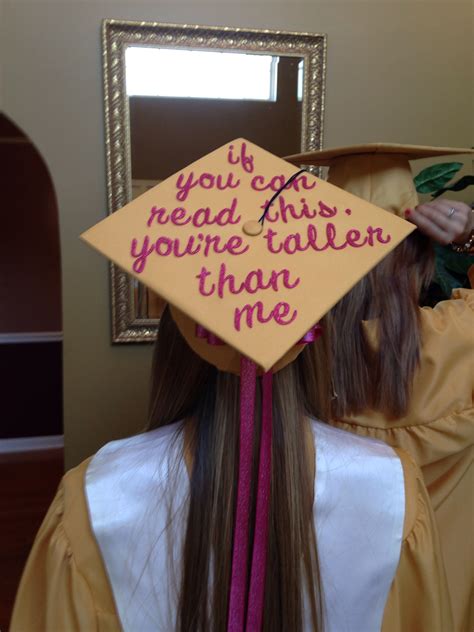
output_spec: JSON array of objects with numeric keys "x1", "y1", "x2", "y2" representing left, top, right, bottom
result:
[
  {"x1": 0, "y1": 435, "x2": 64, "y2": 455},
  {"x1": 0, "y1": 332, "x2": 63, "y2": 344}
]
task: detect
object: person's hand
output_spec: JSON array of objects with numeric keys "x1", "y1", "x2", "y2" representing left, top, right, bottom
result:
[{"x1": 405, "y1": 199, "x2": 473, "y2": 245}]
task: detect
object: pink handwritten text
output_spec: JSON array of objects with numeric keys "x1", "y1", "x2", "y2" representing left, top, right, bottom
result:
[
  {"x1": 263, "y1": 223, "x2": 392, "y2": 255},
  {"x1": 196, "y1": 263, "x2": 300, "y2": 298},
  {"x1": 147, "y1": 198, "x2": 240, "y2": 228},
  {"x1": 227, "y1": 141, "x2": 255, "y2": 173},
  {"x1": 175, "y1": 171, "x2": 240, "y2": 202},
  {"x1": 130, "y1": 232, "x2": 249, "y2": 273},
  {"x1": 251, "y1": 173, "x2": 316, "y2": 194},
  {"x1": 234, "y1": 301, "x2": 297, "y2": 331}
]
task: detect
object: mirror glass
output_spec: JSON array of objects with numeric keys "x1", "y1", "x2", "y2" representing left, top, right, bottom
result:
[{"x1": 125, "y1": 46, "x2": 305, "y2": 320}]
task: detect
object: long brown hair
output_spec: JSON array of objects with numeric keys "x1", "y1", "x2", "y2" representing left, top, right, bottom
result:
[
  {"x1": 148, "y1": 307, "x2": 328, "y2": 632},
  {"x1": 315, "y1": 231, "x2": 435, "y2": 419}
]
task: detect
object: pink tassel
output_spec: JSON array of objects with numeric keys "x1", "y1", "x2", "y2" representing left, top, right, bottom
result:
[
  {"x1": 228, "y1": 357, "x2": 257, "y2": 632},
  {"x1": 246, "y1": 370, "x2": 273, "y2": 631}
]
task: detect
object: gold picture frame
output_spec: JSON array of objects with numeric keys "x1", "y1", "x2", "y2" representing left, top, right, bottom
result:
[{"x1": 102, "y1": 19, "x2": 327, "y2": 342}]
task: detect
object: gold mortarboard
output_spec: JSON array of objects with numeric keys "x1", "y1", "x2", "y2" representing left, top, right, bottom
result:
[
  {"x1": 81, "y1": 138, "x2": 417, "y2": 632},
  {"x1": 285, "y1": 142, "x2": 474, "y2": 217},
  {"x1": 81, "y1": 139, "x2": 414, "y2": 373}
]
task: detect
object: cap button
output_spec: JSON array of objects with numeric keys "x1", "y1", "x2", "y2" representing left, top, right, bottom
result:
[{"x1": 242, "y1": 220, "x2": 263, "y2": 236}]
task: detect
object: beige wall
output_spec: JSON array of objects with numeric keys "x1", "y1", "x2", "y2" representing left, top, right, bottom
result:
[
  {"x1": 0, "y1": 1, "x2": 4, "y2": 110},
  {"x1": 1, "y1": 0, "x2": 472, "y2": 468}
]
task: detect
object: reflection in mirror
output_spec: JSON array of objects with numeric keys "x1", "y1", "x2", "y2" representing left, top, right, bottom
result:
[
  {"x1": 126, "y1": 48, "x2": 305, "y2": 320},
  {"x1": 102, "y1": 21, "x2": 326, "y2": 342}
]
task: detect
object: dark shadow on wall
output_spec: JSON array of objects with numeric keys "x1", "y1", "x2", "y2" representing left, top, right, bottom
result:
[
  {"x1": 0, "y1": 112, "x2": 64, "y2": 630},
  {"x1": 0, "y1": 112, "x2": 63, "y2": 438}
]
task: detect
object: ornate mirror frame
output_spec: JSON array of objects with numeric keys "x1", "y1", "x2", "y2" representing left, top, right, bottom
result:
[{"x1": 102, "y1": 19, "x2": 327, "y2": 342}]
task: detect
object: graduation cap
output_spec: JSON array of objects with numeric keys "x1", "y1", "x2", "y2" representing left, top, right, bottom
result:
[
  {"x1": 82, "y1": 139, "x2": 414, "y2": 373},
  {"x1": 81, "y1": 138, "x2": 414, "y2": 632},
  {"x1": 285, "y1": 142, "x2": 474, "y2": 216}
]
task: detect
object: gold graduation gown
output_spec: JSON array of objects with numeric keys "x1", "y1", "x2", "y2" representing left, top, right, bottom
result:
[
  {"x1": 330, "y1": 288, "x2": 474, "y2": 632},
  {"x1": 11, "y1": 420, "x2": 452, "y2": 632}
]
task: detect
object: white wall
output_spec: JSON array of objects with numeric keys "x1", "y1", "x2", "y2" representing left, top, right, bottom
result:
[{"x1": 1, "y1": 0, "x2": 472, "y2": 467}]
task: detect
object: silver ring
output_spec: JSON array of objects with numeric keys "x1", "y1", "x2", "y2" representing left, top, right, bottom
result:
[{"x1": 448, "y1": 207, "x2": 456, "y2": 219}]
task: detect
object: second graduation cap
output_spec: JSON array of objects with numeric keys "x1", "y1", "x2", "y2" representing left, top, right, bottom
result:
[{"x1": 285, "y1": 142, "x2": 474, "y2": 217}]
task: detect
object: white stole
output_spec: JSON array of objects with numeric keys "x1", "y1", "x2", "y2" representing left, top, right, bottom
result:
[{"x1": 85, "y1": 420, "x2": 404, "y2": 632}]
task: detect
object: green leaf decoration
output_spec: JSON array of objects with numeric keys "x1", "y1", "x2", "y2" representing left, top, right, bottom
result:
[
  {"x1": 431, "y1": 175, "x2": 474, "y2": 198},
  {"x1": 435, "y1": 244, "x2": 474, "y2": 276},
  {"x1": 431, "y1": 244, "x2": 474, "y2": 300},
  {"x1": 414, "y1": 162, "x2": 463, "y2": 194},
  {"x1": 434, "y1": 252, "x2": 463, "y2": 297}
]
